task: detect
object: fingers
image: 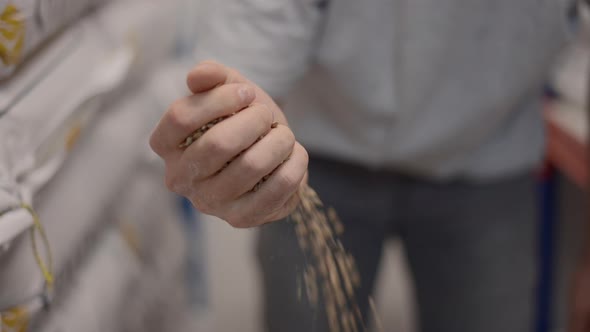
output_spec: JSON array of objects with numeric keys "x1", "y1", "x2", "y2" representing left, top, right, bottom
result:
[
  {"x1": 179, "y1": 103, "x2": 275, "y2": 180},
  {"x1": 224, "y1": 142, "x2": 309, "y2": 227},
  {"x1": 186, "y1": 60, "x2": 246, "y2": 94},
  {"x1": 203, "y1": 124, "x2": 295, "y2": 199},
  {"x1": 186, "y1": 61, "x2": 290, "y2": 127},
  {"x1": 150, "y1": 83, "x2": 255, "y2": 158},
  {"x1": 152, "y1": 61, "x2": 308, "y2": 229}
]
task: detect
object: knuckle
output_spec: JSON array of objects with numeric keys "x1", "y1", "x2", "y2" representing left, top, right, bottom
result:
[
  {"x1": 192, "y1": 199, "x2": 210, "y2": 214},
  {"x1": 168, "y1": 99, "x2": 185, "y2": 118},
  {"x1": 230, "y1": 67, "x2": 241, "y2": 77},
  {"x1": 227, "y1": 68, "x2": 243, "y2": 83},
  {"x1": 225, "y1": 214, "x2": 255, "y2": 229},
  {"x1": 225, "y1": 216, "x2": 243, "y2": 228},
  {"x1": 299, "y1": 144, "x2": 310, "y2": 166},
  {"x1": 292, "y1": 142, "x2": 309, "y2": 168},
  {"x1": 258, "y1": 193, "x2": 290, "y2": 222},
  {"x1": 241, "y1": 153, "x2": 266, "y2": 175},
  {"x1": 276, "y1": 171, "x2": 300, "y2": 193},
  {"x1": 187, "y1": 161, "x2": 202, "y2": 179},
  {"x1": 190, "y1": 197, "x2": 214, "y2": 215},
  {"x1": 167, "y1": 100, "x2": 193, "y2": 133},
  {"x1": 164, "y1": 171, "x2": 180, "y2": 193},
  {"x1": 149, "y1": 131, "x2": 164, "y2": 156},
  {"x1": 189, "y1": 191, "x2": 220, "y2": 216},
  {"x1": 271, "y1": 127, "x2": 295, "y2": 154},
  {"x1": 178, "y1": 151, "x2": 205, "y2": 178},
  {"x1": 267, "y1": 192, "x2": 288, "y2": 210},
  {"x1": 217, "y1": 84, "x2": 237, "y2": 102},
  {"x1": 200, "y1": 134, "x2": 233, "y2": 156},
  {"x1": 281, "y1": 128, "x2": 296, "y2": 148},
  {"x1": 164, "y1": 166, "x2": 194, "y2": 195},
  {"x1": 254, "y1": 104, "x2": 273, "y2": 128}
]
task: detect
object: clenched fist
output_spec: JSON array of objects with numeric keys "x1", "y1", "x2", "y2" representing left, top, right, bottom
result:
[{"x1": 149, "y1": 61, "x2": 308, "y2": 228}]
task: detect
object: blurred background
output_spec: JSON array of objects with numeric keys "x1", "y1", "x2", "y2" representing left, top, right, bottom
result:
[{"x1": 0, "y1": 0, "x2": 589, "y2": 331}]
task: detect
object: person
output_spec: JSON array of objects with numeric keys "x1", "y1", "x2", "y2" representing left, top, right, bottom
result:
[{"x1": 149, "y1": 1, "x2": 587, "y2": 331}]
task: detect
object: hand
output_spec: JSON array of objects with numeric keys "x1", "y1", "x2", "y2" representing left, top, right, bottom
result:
[
  {"x1": 149, "y1": 61, "x2": 308, "y2": 228},
  {"x1": 568, "y1": 253, "x2": 590, "y2": 332}
]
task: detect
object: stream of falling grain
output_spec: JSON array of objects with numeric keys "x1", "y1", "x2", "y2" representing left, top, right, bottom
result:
[
  {"x1": 292, "y1": 185, "x2": 381, "y2": 332},
  {"x1": 180, "y1": 116, "x2": 382, "y2": 332}
]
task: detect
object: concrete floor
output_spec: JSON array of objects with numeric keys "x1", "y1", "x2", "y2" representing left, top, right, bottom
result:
[{"x1": 203, "y1": 215, "x2": 417, "y2": 332}]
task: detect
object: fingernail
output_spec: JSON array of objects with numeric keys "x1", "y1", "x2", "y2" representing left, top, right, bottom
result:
[{"x1": 238, "y1": 86, "x2": 255, "y2": 102}]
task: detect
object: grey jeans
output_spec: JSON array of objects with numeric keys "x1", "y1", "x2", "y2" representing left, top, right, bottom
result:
[{"x1": 256, "y1": 155, "x2": 537, "y2": 332}]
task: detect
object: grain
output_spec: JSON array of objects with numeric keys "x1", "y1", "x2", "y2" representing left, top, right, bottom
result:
[
  {"x1": 293, "y1": 185, "x2": 371, "y2": 332},
  {"x1": 178, "y1": 115, "x2": 232, "y2": 149},
  {"x1": 369, "y1": 297, "x2": 385, "y2": 332},
  {"x1": 180, "y1": 115, "x2": 381, "y2": 332}
]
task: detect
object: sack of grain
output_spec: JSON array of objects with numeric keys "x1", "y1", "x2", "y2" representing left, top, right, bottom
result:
[
  {"x1": 0, "y1": 0, "x2": 108, "y2": 80},
  {"x1": 0, "y1": 0, "x2": 179, "y2": 250}
]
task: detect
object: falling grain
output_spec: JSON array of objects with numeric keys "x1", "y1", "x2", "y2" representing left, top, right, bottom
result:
[
  {"x1": 369, "y1": 297, "x2": 385, "y2": 332},
  {"x1": 180, "y1": 115, "x2": 381, "y2": 332}
]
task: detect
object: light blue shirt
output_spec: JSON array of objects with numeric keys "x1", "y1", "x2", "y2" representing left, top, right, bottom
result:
[{"x1": 194, "y1": 0, "x2": 571, "y2": 180}]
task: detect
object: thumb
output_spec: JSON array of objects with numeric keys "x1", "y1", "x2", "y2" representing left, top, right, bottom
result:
[{"x1": 186, "y1": 60, "x2": 245, "y2": 94}]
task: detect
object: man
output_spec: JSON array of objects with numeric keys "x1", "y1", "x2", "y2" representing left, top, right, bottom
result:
[{"x1": 149, "y1": 1, "x2": 583, "y2": 331}]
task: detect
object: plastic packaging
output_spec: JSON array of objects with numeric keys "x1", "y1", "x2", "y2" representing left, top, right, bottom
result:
[
  {"x1": 0, "y1": 0, "x2": 107, "y2": 80},
  {"x1": 0, "y1": 0, "x2": 179, "y2": 252}
]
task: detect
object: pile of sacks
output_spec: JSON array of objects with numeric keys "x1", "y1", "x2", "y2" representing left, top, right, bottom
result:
[{"x1": 0, "y1": 1, "x2": 210, "y2": 331}]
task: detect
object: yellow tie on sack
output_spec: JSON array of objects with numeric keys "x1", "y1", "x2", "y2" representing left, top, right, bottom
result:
[
  {"x1": 0, "y1": 203, "x2": 54, "y2": 288},
  {"x1": 0, "y1": 4, "x2": 25, "y2": 66},
  {"x1": 0, "y1": 307, "x2": 29, "y2": 332},
  {"x1": 20, "y1": 204, "x2": 54, "y2": 290},
  {"x1": 0, "y1": 205, "x2": 54, "y2": 332}
]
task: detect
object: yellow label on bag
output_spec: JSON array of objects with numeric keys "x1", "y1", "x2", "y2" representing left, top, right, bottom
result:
[
  {"x1": 1, "y1": 307, "x2": 29, "y2": 332},
  {"x1": 0, "y1": 4, "x2": 25, "y2": 66},
  {"x1": 65, "y1": 123, "x2": 82, "y2": 152},
  {"x1": 119, "y1": 222, "x2": 141, "y2": 258}
]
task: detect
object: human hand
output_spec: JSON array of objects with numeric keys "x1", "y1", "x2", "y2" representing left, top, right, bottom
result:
[{"x1": 149, "y1": 61, "x2": 308, "y2": 228}]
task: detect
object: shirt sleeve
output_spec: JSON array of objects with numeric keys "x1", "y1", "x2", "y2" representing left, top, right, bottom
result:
[{"x1": 193, "y1": 0, "x2": 325, "y2": 98}]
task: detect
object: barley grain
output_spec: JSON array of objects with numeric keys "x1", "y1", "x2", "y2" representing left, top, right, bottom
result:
[{"x1": 179, "y1": 115, "x2": 380, "y2": 332}]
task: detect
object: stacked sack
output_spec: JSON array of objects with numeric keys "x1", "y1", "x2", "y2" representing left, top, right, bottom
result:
[
  {"x1": 0, "y1": 0, "x2": 209, "y2": 331},
  {"x1": 0, "y1": 0, "x2": 107, "y2": 79},
  {"x1": 551, "y1": 0, "x2": 590, "y2": 107}
]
